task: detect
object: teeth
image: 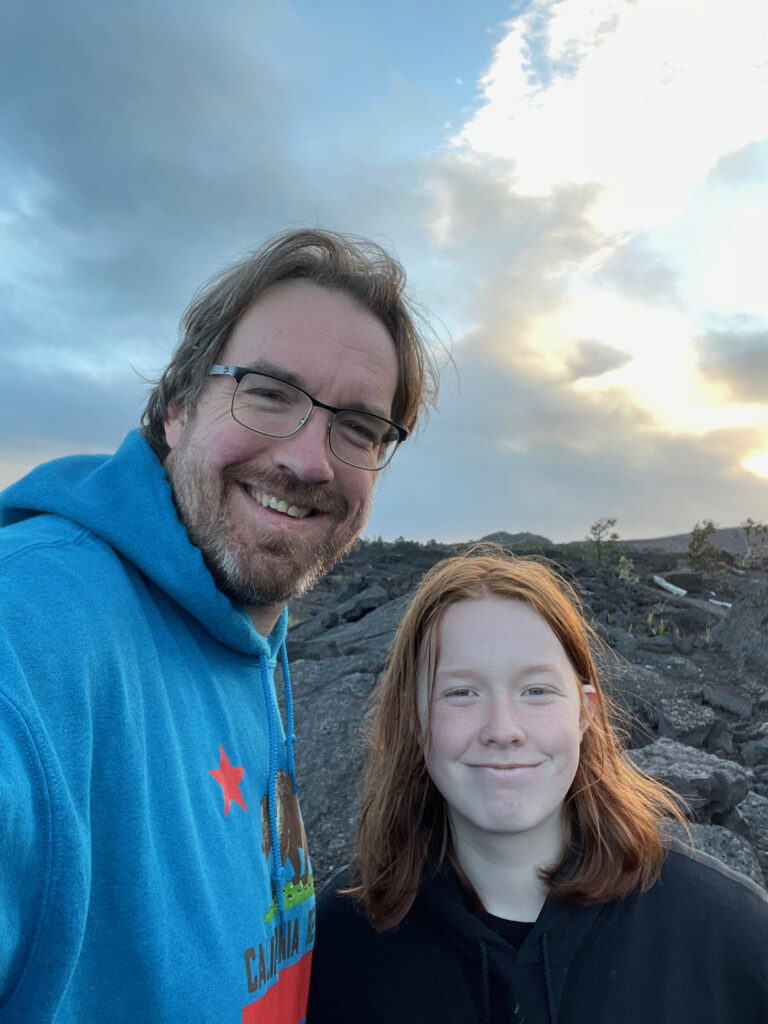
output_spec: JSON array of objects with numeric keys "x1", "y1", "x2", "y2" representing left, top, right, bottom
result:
[{"x1": 246, "y1": 486, "x2": 311, "y2": 519}]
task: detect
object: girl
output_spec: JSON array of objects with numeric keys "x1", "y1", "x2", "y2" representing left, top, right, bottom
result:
[{"x1": 307, "y1": 554, "x2": 768, "y2": 1024}]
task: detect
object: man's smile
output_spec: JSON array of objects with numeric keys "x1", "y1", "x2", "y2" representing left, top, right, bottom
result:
[{"x1": 242, "y1": 483, "x2": 315, "y2": 519}]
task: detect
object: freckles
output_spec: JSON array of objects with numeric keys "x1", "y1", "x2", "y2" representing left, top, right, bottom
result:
[{"x1": 430, "y1": 714, "x2": 471, "y2": 756}]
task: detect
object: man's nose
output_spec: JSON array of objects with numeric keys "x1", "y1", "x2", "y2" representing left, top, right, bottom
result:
[
  {"x1": 272, "y1": 409, "x2": 336, "y2": 484},
  {"x1": 479, "y1": 699, "x2": 526, "y2": 746}
]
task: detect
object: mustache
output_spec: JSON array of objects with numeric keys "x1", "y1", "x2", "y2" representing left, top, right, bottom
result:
[{"x1": 227, "y1": 467, "x2": 349, "y2": 518}]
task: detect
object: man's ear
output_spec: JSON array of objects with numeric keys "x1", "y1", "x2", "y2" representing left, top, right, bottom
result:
[
  {"x1": 164, "y1": 402, "x2": 187, "y2": 451},
  {"x1": 579, "y1": 685, "x2": 599, "y2": 738}
]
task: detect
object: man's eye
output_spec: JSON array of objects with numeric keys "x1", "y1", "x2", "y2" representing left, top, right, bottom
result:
[
  {"x1": 335, "y1": 414, "x2": 381, "y2": 448},
  {"x1": 243, "y1": 387, "x2": 294, "y2": 405}
]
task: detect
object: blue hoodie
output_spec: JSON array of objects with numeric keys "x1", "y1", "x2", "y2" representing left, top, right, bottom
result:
[{"x1": 0, "y1": 430, "x2": 314, "y2": 1023}]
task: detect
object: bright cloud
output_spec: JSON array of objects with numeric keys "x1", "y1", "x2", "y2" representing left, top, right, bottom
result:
[
  {"x1": 4, "y1": 0, "x2": 768, "y2": 544},
  {"x1": 457, "y1": 0, "x2": 768, "y2": 233},
  {"x1": 429, "y1": 0, "x2": 768, "y2": 459}
]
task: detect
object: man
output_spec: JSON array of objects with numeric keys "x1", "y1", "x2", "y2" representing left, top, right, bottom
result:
[{"x1": 0, "y1": 229, "x2": 436, "y2": 1023}]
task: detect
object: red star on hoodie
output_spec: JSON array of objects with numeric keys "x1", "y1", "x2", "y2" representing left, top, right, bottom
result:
[{"x1": 209, "y1": 745, "x2": 248, "y2": 816}]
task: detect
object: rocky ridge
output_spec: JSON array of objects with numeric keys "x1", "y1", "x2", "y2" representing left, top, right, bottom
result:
[{"x1": 284, "y1": 539, "x2": 768, "y2": 891}]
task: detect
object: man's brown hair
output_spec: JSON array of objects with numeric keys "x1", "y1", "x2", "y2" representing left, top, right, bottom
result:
[{"x1": 141, "y1": 228, "x2": 438, "y2": 458}]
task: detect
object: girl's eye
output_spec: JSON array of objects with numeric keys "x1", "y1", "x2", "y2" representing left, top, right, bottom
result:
[{"x1": 523, "y1": 686, "x2": 548, "y2": 697}]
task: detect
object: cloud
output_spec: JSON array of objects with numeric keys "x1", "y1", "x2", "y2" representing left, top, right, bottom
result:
[
  {"x1": 563, "y1": 340, "x2": 632, "y2": 381},
  {"x1": 698, "y1": 330, "x2": 768, "y2": 403},
  {"x1": 595, "y1": 235, "x2": 679, "y2": 306},
  {"x1": 423, "y1": 153, "x2": 604, "y2": 335},
  {"x1": 456, "y1": 0, "x2": 768, "y2": 233},
  {"x1": 366, "y1": 0, "x2": 768, "y2": 544},
  {"x1": 422, "y1": 0, "x2": 768, "y2": 435},
  {"x1": 0, "y1": 0, "x2": 449, "y2": 470},
  {"x1": 708, "y1": 138, "x2": 768, "y2": 187},
  {"x1": 368, "y1": 346, "x2": 768, "y2": 543},
  {"x1": 0, "y1": 364, "x2": 147, "y2": 451},
  {"x1": 0, "y1": 0, "x2": 311, "y2": 394},
  {"x1": 4, "y1": 0, "x2": 768, "y2": 550}
]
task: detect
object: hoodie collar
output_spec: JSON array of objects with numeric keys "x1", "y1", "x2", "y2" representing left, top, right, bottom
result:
[{"x1": 0, "y1": 429, "x2": 286, "y2": 657}]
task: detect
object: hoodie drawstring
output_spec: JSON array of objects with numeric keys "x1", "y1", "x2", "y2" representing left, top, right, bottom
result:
[
  {"x1": 259, "y1": 653, "x2": 285, "y2": 926},
  {"x1": 542, "y1": 933, "x2": 556, "y2": 1024},
  {"x1": 479, "y1": 940, "x2": 491, "y2": 1024},
  {"x1": 279, "y1": 642, "x2": 298, "y2": 786}
]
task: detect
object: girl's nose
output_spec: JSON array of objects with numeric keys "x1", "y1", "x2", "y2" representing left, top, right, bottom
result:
[{"x1": 479, "y1": 700, "x2": 526, "y2": 746}]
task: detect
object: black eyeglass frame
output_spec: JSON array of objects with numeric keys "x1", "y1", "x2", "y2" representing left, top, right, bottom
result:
[{"x1": 208, "y1": 364, "x2": 408, "y2": 471}]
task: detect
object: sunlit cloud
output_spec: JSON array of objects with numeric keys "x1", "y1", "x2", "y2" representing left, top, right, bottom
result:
[
  {"x1": 427, "y1": 0, "x2": 768, "y2": 468},
  {"x1": 3, "y1": 0, "x2": 768, "y2": 543},
  {"x1": 455, "y1": 0, "x2": 768, "y2": 234},
  {"x1": 743, "y1": 450, "x2": 768, "y2": 479}
]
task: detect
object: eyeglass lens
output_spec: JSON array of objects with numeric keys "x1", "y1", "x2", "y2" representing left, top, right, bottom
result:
[{"x1": 231, "y1": 372, "x2": 399, "y2": 470}]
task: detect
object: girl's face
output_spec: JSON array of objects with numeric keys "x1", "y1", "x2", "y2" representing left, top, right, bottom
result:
[{"x1": 417, "y1": 597, "x2": 596, "y2": 862}]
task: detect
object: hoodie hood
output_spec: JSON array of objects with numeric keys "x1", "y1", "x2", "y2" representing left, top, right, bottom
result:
[{"x1": 0, "y1": 429, "x2": 286, "y2": 658}]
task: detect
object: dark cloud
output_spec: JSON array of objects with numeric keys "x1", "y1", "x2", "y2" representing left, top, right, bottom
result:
[
  {"x1": 369, "y1": 349, "x2": 768, "y2": 543},
  {"x1": 0, "y1": 364, "x2": 147, "y2": 451},
  {"x1": 4, "y1": 5, "x2": 766, "y2": 546},
  {"x1": 563, "y1": 340, "x2": 632, "y2": 380},
  {"x1": 1, "y1": 0, "x2": 310, "y2": 375},
  {"x1": 698, "y1": 330, "x2": 768, "y2": 403},
  {"x1": 0, "y1": 0, "x2": 471, "y2": 504},
  {"x1": 0, "y1": 0, "x2": 442, "y2": 369},
  {"x1": 596, "y1": 234, "x2": 679, "y2": 305},
  {"x1": 421, "y1": 154, "x2": 605, "y2": 340}
]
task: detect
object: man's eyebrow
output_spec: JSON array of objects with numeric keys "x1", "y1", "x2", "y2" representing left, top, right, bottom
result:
[
  {"x1": 240, "y1": 359, "x2": 305, "y2": 389},
  {"x1": 239, "y1": 359, "x2": 394, "y2": 420}
]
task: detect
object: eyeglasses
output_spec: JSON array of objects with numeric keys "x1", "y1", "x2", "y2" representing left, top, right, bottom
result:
[{"x1": 208, "y1": 365, "x2": 408, "y2": 471}]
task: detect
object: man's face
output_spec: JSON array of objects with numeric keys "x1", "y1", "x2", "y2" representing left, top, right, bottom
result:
[{"x1": 163, "y1": 279, "x2": 399, "y2": 619}]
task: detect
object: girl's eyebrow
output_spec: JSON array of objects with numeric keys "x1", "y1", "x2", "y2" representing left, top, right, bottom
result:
[
  {"x1": 522, "y1": 662, "x2": 562, "y2": 675},
  {"x1": 434, "y1": 667, "x2": 482, "y2": 681},
  {"x1": 436, "y1": 662, "x2": 562, "y2": 678}
]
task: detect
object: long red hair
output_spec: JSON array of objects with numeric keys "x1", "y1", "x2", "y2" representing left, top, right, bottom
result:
[{"x1": 348, "y1": 552, "x2": 687, "y2": 930}]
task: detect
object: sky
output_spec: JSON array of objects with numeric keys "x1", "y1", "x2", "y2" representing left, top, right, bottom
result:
[{"x1": 2, "y1": 0, "x2": 768, "y2": 543}]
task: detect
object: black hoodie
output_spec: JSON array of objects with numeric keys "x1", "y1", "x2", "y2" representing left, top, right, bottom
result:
[{"x1": 307, "y1": 840, "x2": 768, "y2": 1024}]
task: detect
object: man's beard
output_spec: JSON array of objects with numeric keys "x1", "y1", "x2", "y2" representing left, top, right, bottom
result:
[{"x1": 164, "y1": 434, "x2": 369, "y2": 609}]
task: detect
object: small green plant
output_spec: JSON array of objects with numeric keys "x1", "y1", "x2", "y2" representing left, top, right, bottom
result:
[
  {"x1": 644, "y1": 609, "x2": 668, "y2": 637},
  {"x1": 735, "y1": 517, "x2": 768, "y2": 567},
  {"x1": 616, "y1": 554, "x2": 636, "y2": 584},
  {"x1": 587, "y1": 516, "x2": 619, "y2": 568},
  {"x1": 686, "y1": 520, "x2": 720, "y2": 573}
]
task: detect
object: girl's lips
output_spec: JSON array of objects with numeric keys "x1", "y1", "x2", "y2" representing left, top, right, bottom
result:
[
  {"x1": 467, "y1": 762, "x2": 544, "y2": 776},
  {"x1": 470, "y1": 762, "x2": 542, "y2": 769}
]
